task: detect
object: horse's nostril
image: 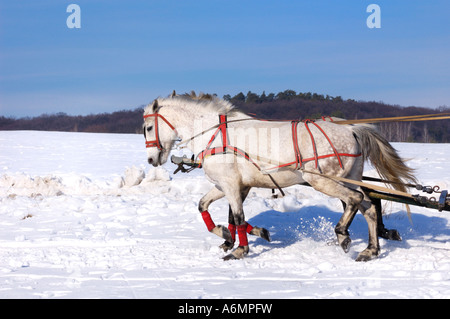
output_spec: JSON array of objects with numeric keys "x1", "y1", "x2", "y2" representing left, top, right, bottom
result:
[{"x1": 148, "y1": 158, "x2": 153, "y2": 165}]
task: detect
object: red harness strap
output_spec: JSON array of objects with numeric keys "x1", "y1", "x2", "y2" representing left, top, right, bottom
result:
[
  {"x1": 196, "y1": 115, "x2": 261, "y2": 170},
  {"x1": 196, "y1": 115, "x2": 227, "y2": 164},
  {"x1": 197, "y1": 115, "x2": 360, "y2": 172},
  {"x1": 303, "y1": 119, "x2": 343, "y2": 169},
  {"x1": 290, "y1": 119, "x2": 352, "y2": 170},
  {"x1": 143, "y1": 113, "x2": 177, "y2": 150},
  {"x1": 219, "y1": 114, "x2": 228, "y2": 148}
]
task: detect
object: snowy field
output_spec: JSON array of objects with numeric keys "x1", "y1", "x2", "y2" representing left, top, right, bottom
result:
[{"x1": 0, "y1": 130, "x2": 449, "y2": 299}]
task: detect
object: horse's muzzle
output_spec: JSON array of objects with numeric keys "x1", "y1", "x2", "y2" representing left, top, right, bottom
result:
[
  {"x1": 148, "y1": 152, "x2": 162, "y2": 167},
  {"x1": 148, "y1": 157, "x2": 158, "y2": 167}
]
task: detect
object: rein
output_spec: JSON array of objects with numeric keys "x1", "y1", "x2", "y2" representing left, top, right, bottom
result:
[
  {"x1": 175, "y1": 112, "x2": 450, "y2": 148},
  {"x1": 333, "y1": 112, "x2": 450, "y2": 125},
  {"x1": 175, "y1": 117, "x2": 261, "y2": 149},
  {"x1": 147, "y1": 111, "x2": 450, "y2": 150}
]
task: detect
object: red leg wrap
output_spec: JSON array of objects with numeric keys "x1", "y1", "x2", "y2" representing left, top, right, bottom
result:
[
  {"x1": 201, "y1": 211, "x2": 216, "y2": 232},
  {"x1": 228, "y1": 224, "x2": 236, "y2": 242},
  {"x1": 237, "y1": 224, "x2": 249, "y2": 246},
  {"x1": 246, "y1": 223, "x2": 253, "y2": 234}
]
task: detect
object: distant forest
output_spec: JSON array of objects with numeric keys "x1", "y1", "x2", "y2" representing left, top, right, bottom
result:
[{"x1": 1, "y1": 90, "x2": 449, "y2": 142}]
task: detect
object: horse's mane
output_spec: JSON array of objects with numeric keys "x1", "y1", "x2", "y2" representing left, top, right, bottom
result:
[
  {"x1": 145, "y1": 91, "x2": 237, "y2": 115},
  {"x1": 180, "y1": 91, "x2": 216, "y2": 101}
]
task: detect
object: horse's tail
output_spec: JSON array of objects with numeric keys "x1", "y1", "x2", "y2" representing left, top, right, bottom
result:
[{"x1": 352, "y1": 125, "x2": 417, "y2": 195}]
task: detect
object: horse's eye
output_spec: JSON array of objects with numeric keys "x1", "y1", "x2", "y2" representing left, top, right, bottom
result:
[{"x1": 147, "y1": 126, "x2": 153, "y2": 132}]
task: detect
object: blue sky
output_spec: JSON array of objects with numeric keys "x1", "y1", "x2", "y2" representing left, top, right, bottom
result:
[{"x1": 1, "y1": 0, "x2": 449, "y2": 117}]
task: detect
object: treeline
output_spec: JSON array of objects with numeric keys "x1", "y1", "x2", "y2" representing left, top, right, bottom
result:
[
  {"x1": 1, "y1": 90, "x2": 449, "y2": 142},
  {"x1": 225, "y1": 90, "x2": 449, "y2": 143},
  {"x1": 0, "y1": 108, "x2": 145, "y2": 134}
]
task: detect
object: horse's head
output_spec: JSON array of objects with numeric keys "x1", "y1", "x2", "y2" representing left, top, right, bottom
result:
[{"x1": 143, "y1": 99, "x2": 178, "y2": 167}]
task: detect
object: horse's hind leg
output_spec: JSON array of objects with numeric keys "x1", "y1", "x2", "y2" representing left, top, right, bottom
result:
[
  {"x1": 304, "y1": 175, "x2": 364, "y2": 255},
  {"x1": 336, "y1": 200, "x2": 357, "y2": 252},
  {"x1": 335, "y1": 189, "x2": 381, "y2": 261},
  {"x1": 372, "y1": 197, "x2": 401, "y2": 241},
  {"x1": 356, "y1": 198, "x2": 380, "y2": 261},
  {"x1": 334, "y1": 193, "x2": 362, "y2": 253},
  {"x1": 340, "y1": 197, "x2": 401, "y2": 241},
  {"x1": 336, "y1": 190, "x2": 381, "y2": 262}
]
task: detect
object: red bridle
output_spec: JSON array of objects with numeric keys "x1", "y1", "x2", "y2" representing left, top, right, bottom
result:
[{"x1": 143, "y1": 113, "x2": 177, "y2": 150}]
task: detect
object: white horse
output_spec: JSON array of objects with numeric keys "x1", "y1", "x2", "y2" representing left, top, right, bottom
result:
[{"x1": 143, "y1": 92, "x2": 415, "y2": 261}]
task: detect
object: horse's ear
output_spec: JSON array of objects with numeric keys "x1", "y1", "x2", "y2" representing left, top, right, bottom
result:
[
  {"x1": 152, "y1": 99, "x2": 160, "y2": 113},
  {"x1": 170, "y1": 90, "x2": 176, "y2": 98}
]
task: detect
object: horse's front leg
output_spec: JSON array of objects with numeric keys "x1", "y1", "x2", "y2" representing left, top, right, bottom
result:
[
  {"x1": 221, "y1": 206, "x2": 261, "y2": 252},
  {"x1": 198, "y1": 186, "x2": 233, "y2": 243},
  {"x1": 221, "y1": 185, "x2": 250, "y2": 260},
  {"x1": 220, "y1": 187, "x2": 251, "y2": 252},
  {"x1": 218, "y1": 205, "x2": 237, "y2": 252}
]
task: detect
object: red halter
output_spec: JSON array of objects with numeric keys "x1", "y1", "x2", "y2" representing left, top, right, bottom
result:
[{"x1": 143, "y1": 113, "x2": 177, "y2": 150}]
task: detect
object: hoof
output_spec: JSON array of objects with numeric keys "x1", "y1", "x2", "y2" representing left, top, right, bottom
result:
[
  {"x1": 355, "y1": 248, "x2": 379, "y2": 262},
  {"x1": 211, "y1": 225, "x2": 233, "y2": 243},
  {"x1": 249, "y1": 226, "x2": 271, "y2": 242},
  {"x1": 219, "y1": 241, "x2": 234, "y2": 252},
  {"x1": 223, "y1": 246, "x2": 249, "y2": 261},
  {"x1": 336, "y1": 234, "x2": 351, "y2": 253},
  {"x1": 378, "y1": 228, "x2": 402, "y2": 241}
]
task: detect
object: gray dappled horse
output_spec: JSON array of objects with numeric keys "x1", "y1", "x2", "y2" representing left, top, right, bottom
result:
[{"x1": 143, "y1": 92, "x2": 415, "y2": 261}]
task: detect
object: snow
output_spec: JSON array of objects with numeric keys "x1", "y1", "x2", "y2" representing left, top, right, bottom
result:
[{"x1": 1, "y1": 130, "x2": 449, "y2": 298}]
